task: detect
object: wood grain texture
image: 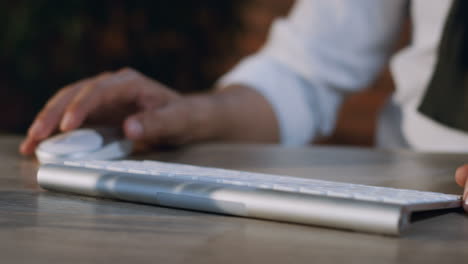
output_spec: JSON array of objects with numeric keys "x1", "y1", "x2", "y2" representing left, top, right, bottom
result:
[{"x1": 0, "y1": 135, "x2": 467, "y2": 263}]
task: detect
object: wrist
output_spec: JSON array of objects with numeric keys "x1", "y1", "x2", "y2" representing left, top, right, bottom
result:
[
  {"x1": 184, "y1": 84, "x2": 280, "y2": 144},
  {"x1": 206, "y1": 85, "x2": 280, "y2": 142}
]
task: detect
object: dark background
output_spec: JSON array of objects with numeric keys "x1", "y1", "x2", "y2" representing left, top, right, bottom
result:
[{"x1": 0, "y1": 0, "x2": 400, "y2": 146}]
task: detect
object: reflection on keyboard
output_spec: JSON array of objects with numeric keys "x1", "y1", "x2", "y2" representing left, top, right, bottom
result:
[
  {"x1": 38, "y1": 159, "x2": 462, "y2": 236},
  {"x1": 63, "y1": 160, "x2": 460, "y2": 206}
]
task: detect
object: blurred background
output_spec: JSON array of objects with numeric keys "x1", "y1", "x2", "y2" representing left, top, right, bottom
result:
[{"x1": 0, "y1": 0, "x2": 405, "y2": 146}]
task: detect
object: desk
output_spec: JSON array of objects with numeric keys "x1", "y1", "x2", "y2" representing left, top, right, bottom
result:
[{"x1": 1, "y1": 134, "x2": 467, "y2": 263}]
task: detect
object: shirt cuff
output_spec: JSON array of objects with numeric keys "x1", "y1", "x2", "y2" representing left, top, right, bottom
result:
[{"x1": 217, "y1": 55, "x2": 317, "y2": 146}]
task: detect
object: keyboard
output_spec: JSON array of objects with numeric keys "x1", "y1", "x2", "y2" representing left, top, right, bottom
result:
[{"x1": 37, "y1": 159, "x2": 462, "y2": 236}]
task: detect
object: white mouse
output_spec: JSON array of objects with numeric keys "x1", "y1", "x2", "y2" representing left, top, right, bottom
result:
[{"x1": 35, "y1": 127, "x2": 133, "y2": 164}]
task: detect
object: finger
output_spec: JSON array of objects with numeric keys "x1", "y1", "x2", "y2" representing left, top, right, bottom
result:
[
  {"x1": 27, "y1": 78, "x2": 92, "y2": 140},
  {"x1": 455, "y1": 165, "x2": 468, "y2": 187},
  {"x1": 60, "y1": 72, "x2": 113, "y2": 131},
  {"x1": 22, "y1": 72, "x2": 106, "y2": 155},
  {"x1": 60, "y1": 68, "x2": 171, "y2": 132},
  {"x1": 455, "y1": 165, "x2": 468, "y2": 211},
  {"x1": 464, "y1": 180, "x2": 468, "y2": 211},
  {"x1": 100, "y1": 68, "x2": 177, "y2": 109},
  {"x1": 19, "y1": 137, "x2": 40, "y2": 155},
  {"x1": 123, "y1": 100, "x2": 191, "y2": 144},
  {"x1": 20, "y1": 78, "x2": 96, "y2": 156}
]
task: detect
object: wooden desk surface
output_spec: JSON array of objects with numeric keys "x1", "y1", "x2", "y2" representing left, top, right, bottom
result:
[{"x1": 1, "y1": 134, "x2": 467, "y2": 263}]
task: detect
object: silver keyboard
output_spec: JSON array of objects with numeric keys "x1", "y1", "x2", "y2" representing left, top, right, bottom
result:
[
  {"x1": 37, "y1": 159, "x2": 463, "y2": 236},
  {"x1": 63, "y1": 160, "x2": 459, "y2": 205}
]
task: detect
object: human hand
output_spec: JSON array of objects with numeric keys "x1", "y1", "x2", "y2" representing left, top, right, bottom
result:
[
  {"x1": 455, "y1": 165, "x2": 468, "y2": 212},
  {"x1": 19, "y1": 67, "x2": 210, "y2": 155}
]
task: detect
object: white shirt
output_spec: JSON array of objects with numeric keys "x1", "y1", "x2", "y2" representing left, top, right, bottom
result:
[{"x1": 218, "y1": 0, "x2": 468, "y2": 152}]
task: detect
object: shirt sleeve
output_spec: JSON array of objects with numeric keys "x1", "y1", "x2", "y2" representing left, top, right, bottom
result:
[{"x1": 217, "y1": 0, "x2": 407, "y2": 146}]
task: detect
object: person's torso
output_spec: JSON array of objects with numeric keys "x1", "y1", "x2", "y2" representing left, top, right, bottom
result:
[{"x1": 382, "y1": 0, "x2": 468, "y2": 152}]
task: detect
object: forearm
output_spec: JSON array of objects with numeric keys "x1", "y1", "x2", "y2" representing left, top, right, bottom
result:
[{"x1": 187, "y1": 85, "x2": 280, "y2": 143}]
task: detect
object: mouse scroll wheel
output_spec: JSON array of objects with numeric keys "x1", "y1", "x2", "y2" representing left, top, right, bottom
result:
[{"x1": 38, "y1": 129, "x2": 104, "y2": 155}]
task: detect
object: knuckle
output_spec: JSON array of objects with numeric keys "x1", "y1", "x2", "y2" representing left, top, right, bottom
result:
[
  {"x1": 117, "y1": 67, "x2": 136, "y2": 75},
  {"x1": 65, "y1": 103, "x2": 80, "y2": 116},
  {"x1": 68, "y1": 94, "x2": 91, "y2": 113},
  {"x1": 118, "y1": 67, "x2": 142, "y2": 81},
  {"x1": 79, "y1": 79, "x2": 105, "y2": 96},
  {"x1": 111, "y1": 67, "x2": 141, "y2": 85},
  {"x1": 81, "y1": 82, "x2": 97, "y2": 93},
  {"x1": 96, "y1": 71, "x2": 112, "y2": 80},
  {"x1": 60, "y1": 84, "x2": 74, "y2": 94},
  {"x1": 65, "y1": 97, "x2": 92, "y2": 121}
]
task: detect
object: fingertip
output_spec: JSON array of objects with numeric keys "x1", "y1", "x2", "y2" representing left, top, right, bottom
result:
[
  {"x1": 60, "y1": 112, "x2": 77, "y2": 131},
  {"x1": 464, "y1": 180, "x2": 468, "y2": 200},
  {"x1": 19, "y1": 141, "x2": 28, "y2": 155},
  {"x1": 19, "y1": 138, "x2": 36, "y2": 156},
  {"x1": 455, "y1": 165, "x2": 468, "y2": 187}
]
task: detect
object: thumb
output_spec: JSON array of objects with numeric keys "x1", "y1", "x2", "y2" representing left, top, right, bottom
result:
[
  {"x1": 123, "y1": 102, "x2": 192, "y2": 144},
  {"x1": 464, "y1": 181, "x2": 468, "y2": 212},
  {"x1": 455, "y1": 165, "x2": 468, "y2": 189},
  {"x1": 455, "y1": 165, "x2": 468, "y2": 211}
]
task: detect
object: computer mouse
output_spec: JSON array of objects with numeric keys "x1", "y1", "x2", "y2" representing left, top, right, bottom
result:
[{"x1": 35, "y1": 127, "x2": 133, "y2": 164}]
